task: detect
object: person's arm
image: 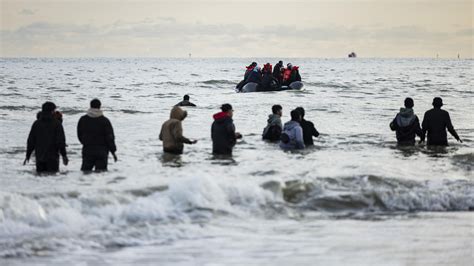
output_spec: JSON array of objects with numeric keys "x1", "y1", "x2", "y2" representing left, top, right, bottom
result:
[
  {"x1": 56, "y1": 123, "x2": 68, "y2": 165},
  {"x1": 226, "y1": 121, "x2": 238, "y2": 146},
  {"x1": 446, "y1": 112, "x2": 461, "y2": 142},
  {"x1": 414, "y1": 116, "x2": 424, "y2": 141},
  {"x1": 295, "y1": 127, "x2": 305, "y2": 149},
  {"x1": 104, "y1": 118, "x2": 117, "y2": 153},
  {"x1": 311, "y1": 122, "x2": 320, "y2": 137},
  {"x1": 296, "y1": 71, "x2": 301, "y2": 81},
  {"x1": 174, "y1": 122, "x2": 192, "y2": 144},
  {"x1": 389, "y1": 116, "x2": 398, "y2": 131},
  {"x1": 77, "y1": 117, "x2": 84, "y2": 144},
  {"x1": 420, "y1": 112, "x2": 428, "y2": 143},
  {"x1": 25, "y1": 122, "x2": 36, "y2": 164}
]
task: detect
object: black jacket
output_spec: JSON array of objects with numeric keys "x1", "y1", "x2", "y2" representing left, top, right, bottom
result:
[
  {"x1": 26, "y1": 112, "x2": 67, "y2": 162},
  {"x1": 422, "y1": 108, "x2": 459, "y2": 145},
  {"x1": 390, "y1": 108, "x2": 423, "y2": 145},
  {"x1": 77, "y1": 111, "x2": 117, "y2": 152},
  {"x1": 273, "y1": 63, "x2": 283, "y2": 80},
  {"x1": 300, "y1": 119, "x2": 319, "y2": 145},
  {"x1": 211, "y1": 112, "x2": 237, "y2": 154}
]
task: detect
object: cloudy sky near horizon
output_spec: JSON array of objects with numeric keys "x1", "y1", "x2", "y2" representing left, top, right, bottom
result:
[{"x1": 1, "y1": 0, "x2": 472, "y2": 58}]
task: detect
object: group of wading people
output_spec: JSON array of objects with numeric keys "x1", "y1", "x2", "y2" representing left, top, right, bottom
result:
[{"x1": 25, "y1": 95, "x2": 461, "y2": 173}]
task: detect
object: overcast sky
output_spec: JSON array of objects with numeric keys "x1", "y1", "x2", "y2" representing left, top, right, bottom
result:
[{"x1": 1, "y1": 0, "x2": 472, "y2": 58}]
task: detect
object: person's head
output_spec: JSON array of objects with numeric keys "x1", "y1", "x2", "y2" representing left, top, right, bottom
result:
[
  {"x1": 42, "y1": 101, "x2": 56, "y2": 113},
  {"x1": 295, "y1": 107, "x2": 305, "y2": 118},
  {"x1": 404, "y1": 97, "x2": 414, "y2": 108},
  {"x1": 90, "y1": 98, "x2": 101, "y2": 109},
  {"x1": 183, "y1": 94, "x2": 190, "y2": 101},
  {"x1": 251, "y1": 62, "x2": 257, "y2": 67},
  {"x1": 278, "y1": 60, "x2": 283, "y2": 65},
  {"x1": 221, "y1": 103, "x2": 233, "y2": 117},
  {"x1": 291, "y1": 109, "x2": 301, "y2": 122},
  {"x1": 287, "y1": 63, "x2": 292, "y2": 69},
  {"x1": 272, "y1": 104, "x2": 282, "y2": 116},
  {"x1": 432, "y1": 97, "x2": 443, "y2": 108}
]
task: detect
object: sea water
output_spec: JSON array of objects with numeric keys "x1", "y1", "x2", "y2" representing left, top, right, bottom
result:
[{"x1": 0, "y1": 58, "x2": 473, "y2": 265}]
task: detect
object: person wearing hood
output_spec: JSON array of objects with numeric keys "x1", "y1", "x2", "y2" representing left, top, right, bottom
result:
[
  {"x1": 159, "y1": 106, "x2": 197, "y2": 154},
  {"x1": 295, "y1": 107, "x2": 319, "y2": 146},
  {"x1": 175, "y1": 94, "x2": 196, "y2": 107},
  {"x1": 211, "y1": 104, "x2": 242, "y2": 155},
  {"x1": 77, "y1": 99, "x2": 117, "y2": 171},
  {"x1": 25, "y1": 101, "x2": 68, "y2": 173},
  {"x1": 280, "y1": 109, "x2": 305, "y2": 150},
  {"x1": 421, "y1": 97, "x2": 462, "y2": 146},
  {"x1": 246, "y1": 66, "x2": 262, "y2": 84},
  {"x1": 389, "y1": 98, "x2": 423, "y2": 145},
  {"x1": 244, "y1": 62, "x2": 257, "y2": 80},
  {"x1": 262, "y1": 105, "x2": 283, "y2": 141}
]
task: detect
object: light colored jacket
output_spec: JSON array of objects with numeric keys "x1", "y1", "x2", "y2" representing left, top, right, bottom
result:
[
  {"x1": 159, "y1": 106, "x2": 191, "y2": 153},
  {"x1": 279, "y1": 120, "x2": 305, "y2": 150}
]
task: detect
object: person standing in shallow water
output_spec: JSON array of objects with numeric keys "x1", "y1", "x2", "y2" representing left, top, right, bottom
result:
[
  {"x1": 77, "y1": 99, "x2": 117, "y2": 171},
  {"x1": 389, "y1": 97, "x2": 423, "y2": 145},
  {"x1": 262, "y1": 104, "x2": 283, "y2": 141},
  {"x1": 295, "y1": 107, "x2": 319, "y2": 146},
  {"x1": 25, "y1": 101, "x2": 68, "y2": 173},
  {"x1": 159, "y1": 106, "x2": 197, "y2": 154},
  {"x1": 175, "y1": 94, "x2": 196, "y2": 107},
  {"x1": 280, "y1": 109, "x2": 305, "y2": 150},
  {"x1": 421, "y1": 97, "x2": 462, "y2": 146},
  {"x1": 211, "y1": 104, "x2": 242, "y2": 155}
]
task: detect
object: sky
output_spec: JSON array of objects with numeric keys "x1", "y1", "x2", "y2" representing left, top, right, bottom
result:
[{"x1": 1, "y1": 0, "x2": 472, "y2": 58}]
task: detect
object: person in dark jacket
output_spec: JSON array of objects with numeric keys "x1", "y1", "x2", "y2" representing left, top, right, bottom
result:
[
  {"x1": 175, "y1": 95, "x2": 196, "y2": 107},
  {"x1": 244, "y1": 62, "x2": 257, "y2": 80},
  {"x1": 262, "y1": 105, "x2": 283, "y2": 141},
  {"x1": 211, "y1": 104, "x2": 242, "y2": 155},
  {"x1": 77, "y1": 99, "x2": 117, "y2": 171},
  {"x1": 421, "y1": 97, "x2": 462, "y2": 146},
  {"x1": 246, "y1": 66, "x2": 262, "y2": 84},
  {"x1": 25, "y1": 101, "x2": 68, "y2": 173},
  {"x1": 295, "y1": 107, "x2": 319, "y2": 146},
  {"x1": 389, "y1": 97, "x2": 423, "y2": 145},
  {"x1": 273, "y1": 61, "x2": 283, "y2": 83}
]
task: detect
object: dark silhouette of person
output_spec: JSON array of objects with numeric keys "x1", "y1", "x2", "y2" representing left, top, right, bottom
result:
[
  {"x1": 295, "y1": 107, "x2": 319, "y2": 146},
  {"x1": 390, "y1": 97, "x2": 423, "y2": 145},
  {"x1": 421, "y1": 97, "x2": 462, "y2": 145},
  {"x1": 211, "y1": 104, "x2": 242, "y2": 155},
  {"x1": 25, "y1": 101, "x2": 68, "y2": 173},
  {"x1": 175, "y1": 95, "x2": 196, "y2": 107},
  {"x1": 273, "y1": 61, "x2": 283, "y2": 83},
  {"x1": 77, "y1": 99, "x2": 117, "y2": 171}
]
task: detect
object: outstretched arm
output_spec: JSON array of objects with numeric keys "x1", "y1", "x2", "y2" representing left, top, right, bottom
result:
[{"x1": 446, "y1": 113, "x2": 461, "y2": 142}]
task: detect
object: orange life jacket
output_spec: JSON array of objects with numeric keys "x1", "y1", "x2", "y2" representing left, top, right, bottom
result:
[{"x1": 282, "y1": 69, "x2": 292, "y2": 81}]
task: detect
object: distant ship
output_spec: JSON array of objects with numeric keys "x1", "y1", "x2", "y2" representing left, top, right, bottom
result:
[{"x1": 348, "y1": 52, "x2": 357, "y2": 58}]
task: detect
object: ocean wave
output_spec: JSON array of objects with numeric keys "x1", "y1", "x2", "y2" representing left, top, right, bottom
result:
[{"x1": 200, "y1": 79, "x2": 236, "y2": 85}]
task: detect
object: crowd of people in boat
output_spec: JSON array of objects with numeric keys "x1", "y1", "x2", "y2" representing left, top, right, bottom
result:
[
  {"x1": 236, "y1": 61, "x2": 301, "y2": 91},
  {"x1": 24, "y1": 95, "x2": 462, "y2": 173}
]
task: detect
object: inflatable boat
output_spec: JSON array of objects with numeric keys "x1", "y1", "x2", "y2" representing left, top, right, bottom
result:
[{"x1": 237, "y1": 81, "x2": 304, "y2": 93}]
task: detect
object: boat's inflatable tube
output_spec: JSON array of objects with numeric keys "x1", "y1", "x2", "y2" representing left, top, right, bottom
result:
[
  {"x1": 289, "y1": 81, "x2": 304, "y2": 90},
  {"x1": 241, "y1": 82, "x2": 259, "y2": 93}
]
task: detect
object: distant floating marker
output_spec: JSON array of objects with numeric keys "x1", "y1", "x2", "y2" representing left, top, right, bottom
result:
[{"x1": 348, "y1": 52, "x2": 357, "y2": 58}]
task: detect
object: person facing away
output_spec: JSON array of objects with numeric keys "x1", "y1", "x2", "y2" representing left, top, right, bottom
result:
[
  {"x1": 159, "y1": 106, "x2": 197, "y2": 154},
  {"x1": 25, "y1": 101, "x2": 68, "y2": 173},
  {"x1": 295, "y1": 107, "x2": 319, "y2": 146},
  {"x1": 246, "y1": 66, "x2": 262, "y2": 84},
  {"x1": 282, "y1": 63, "x2": 301, "y2": 86},
  {"x1": 280, "y1": 109, "x2": 305, "y2": 150},
  {"x1": 211, "y1": 103, "x2": 242, "y2": 155},
  {"x1": 244, "y1": 62, "x2": 258, "y2": 80},
  {"x1": 261, "y1": 63, "x2": 279, "y2": 91},
  {"x1": 77, "y1": 99, "x2": 117, "y2": 171},
  {"x1": 273, "y1": 60, "x2": 283, "y2": 82},
  {"x1": 421, "y1": 97, "x2": 462, "y2": 146},
  {"x1": 389, "y1": 97, "x2": 423, "y2": 145},
  {"x1": 175, "y1": 94, "x2": 196, "y2": 107},
  {"x1": 262, "y1": 104, "x2": 283, "y2": 141}
]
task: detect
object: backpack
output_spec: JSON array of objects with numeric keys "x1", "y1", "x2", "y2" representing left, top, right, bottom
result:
[
  {"x1": 280, "y1": 132, "x2": 290, "y2": 144},
  {"x1": 263, "y1": 125, "x2": 282, "y2": 141}
]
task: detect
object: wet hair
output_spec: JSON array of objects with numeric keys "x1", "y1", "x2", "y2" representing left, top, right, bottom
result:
[
  {"x1": 221, "y1": 103, "x2": 233, "y2": 112},
  {"x1": 295, "y1": 107, "x2": 305, "y2": 118},
  {"x1": 290, "y1": 109, "x2": 301, "y2": 121},
  {"x1": 432, "y1": 97, "x2": 443, "y2": 108},
  {"x1": 42, "y1": 101, "x2": 56, "y2": 112},
  {"x1": 90, "y1": 98, "x2": 101, "y2": 109},
  {"x1": 272, "y1": 104, "x2": 282, "y2": 114},
  {"x1": 278, "y1": 61, "x2": 283, "y2": 64},
  {"x1": 183, "y1": 94, "x2": 190, "y2": 100},
  {"x1": 404, "y1": 97, "x2": 414, "y2": 108}
]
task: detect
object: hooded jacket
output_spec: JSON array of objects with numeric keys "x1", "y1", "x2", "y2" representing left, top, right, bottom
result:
[
  {"x1": 262, "y1": 114, "x2": 282, "y2": 141},
  {"x1": 77, "y1": 108, "x2": 116, "y2": 153},
  {"x1": 421, "y1": 108, "x2": 460, "y2": 145},
  {"x1": 159, "y1": 106, "x2": 192, "y2": 154},
  {"x1": 279, "y1": 120, "x2": 305, "y2": 150},
  {"x1": 390, "y1": 108, "x2": 423, "y2": 144},
  {"x1": 26, "y1": 111, "x2": 67, "y2": 162},
  {"x1": 211, "y1": 112, "x2": 237, "y2": 154}
]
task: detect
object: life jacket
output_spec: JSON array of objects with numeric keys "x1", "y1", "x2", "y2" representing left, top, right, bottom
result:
[
  {"x1": 263, "y1": 63, "x2": 272, "y2": 74},
  {"x1": 282, "y1": 69, "x2": 292, "y2": 81},
  {"x1": 246, "y1": 65, "x2": 256, "y2": 71}
]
